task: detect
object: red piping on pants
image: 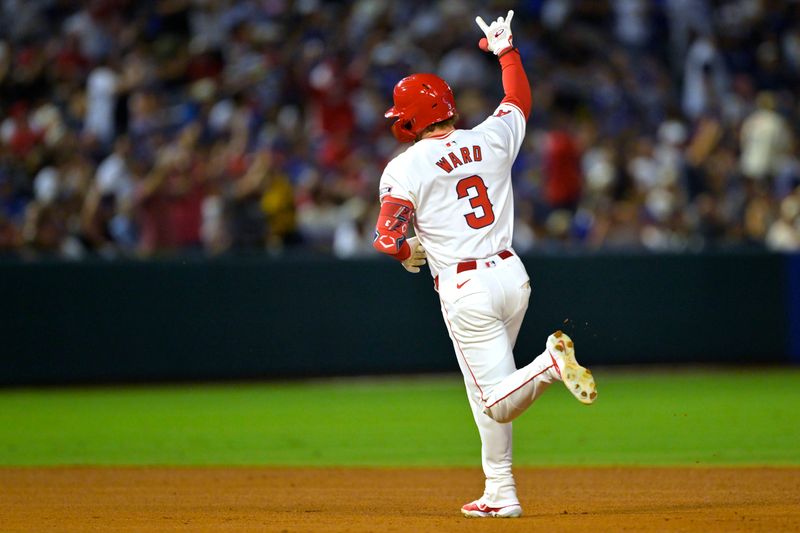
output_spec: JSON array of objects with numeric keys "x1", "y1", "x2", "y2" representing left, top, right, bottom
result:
[
  {"x1": 485, "y1": 365, "x2": 554, "y2": 409},
  {"x1": 441, "y1": 301, "x2": 485, "y2": 402}
]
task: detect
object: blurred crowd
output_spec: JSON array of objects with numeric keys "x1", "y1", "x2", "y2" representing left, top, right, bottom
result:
[{"x1": 2, "y1": 0, "x2": 800, "y2": 260}]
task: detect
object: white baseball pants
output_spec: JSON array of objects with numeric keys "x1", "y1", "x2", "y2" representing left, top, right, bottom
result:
[{"x1": 437, "y1": 252, "x2": 560, "y2": 506}]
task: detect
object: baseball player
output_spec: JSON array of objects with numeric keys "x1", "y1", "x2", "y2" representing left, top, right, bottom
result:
[{"x1": 373, "y1": 11, "x2": 597, "y2": 518}]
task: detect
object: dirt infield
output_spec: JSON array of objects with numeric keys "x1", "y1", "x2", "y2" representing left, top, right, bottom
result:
[{"x1": 1, "y1": 467, "x2": 799, "y2": 532}]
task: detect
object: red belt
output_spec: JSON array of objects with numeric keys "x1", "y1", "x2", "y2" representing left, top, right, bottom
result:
[{"x1": 435, "y1": 250, "x2": 514, "y2": 290}]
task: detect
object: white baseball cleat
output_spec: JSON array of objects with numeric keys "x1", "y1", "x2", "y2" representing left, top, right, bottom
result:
[
  {"x1": 461, "y1": 499, "x2": 523, "y2": 518},
  {"x1": 547, "y1": 330, "x2": 597, "y2": 405}
]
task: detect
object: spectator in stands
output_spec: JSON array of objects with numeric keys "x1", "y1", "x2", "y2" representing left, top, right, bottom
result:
[
  {"x1": 766, "y1": 189, "x2": 800, "y2": 251},
  {"x1": 740, "y1": 92, "x2": 793, "y2": 183},
  {"x1": 543, "y1": 107, "x2": 582, "y2": 212}
]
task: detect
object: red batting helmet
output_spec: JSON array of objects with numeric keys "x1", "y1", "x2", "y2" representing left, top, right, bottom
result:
[{"x1": 384, "y1": 73, "x2": 456, "y2": 143}]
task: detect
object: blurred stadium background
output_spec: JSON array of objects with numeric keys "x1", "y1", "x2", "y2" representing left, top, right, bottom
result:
[
  {"x1": 1, "y1": 0, "x2": 800, "y2": 258},
  {"x1": 0, "y1": 0, "x2": 798, "y2": 380},
  {"x1": 1, "y1": 0, "x2": 799, "y2": 471}
]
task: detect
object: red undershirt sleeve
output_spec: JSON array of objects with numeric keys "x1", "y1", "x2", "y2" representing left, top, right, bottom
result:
[{"x1": 498, "y1": 49, "x2": 531, "y2": 119}]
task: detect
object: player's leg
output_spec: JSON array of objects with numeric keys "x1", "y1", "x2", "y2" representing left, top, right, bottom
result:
[
  {"x1": 503, "y1": 279, "x2": 530, "y2": 348},
  {"x1": 440, "y1": 276, "x2": 519, "y2": 397},
  {"x1": 463, "y1": 380, "x2": 521, "y2": 508},
  {"x1": 439, "y1": 289, "x2": 522, "y2": 517},
  {"x1": 480, "y1": 344, "x2": 559, "y2": 423},
  {"x1": 478, "y1": 273, "x2": 561, "y2": 423},
  {"x1": 482, "y1": 338, "x2": 597, "y2": 422},
  {"x1": 484, "y1": 276, "x2": 598, "y2": 422}
]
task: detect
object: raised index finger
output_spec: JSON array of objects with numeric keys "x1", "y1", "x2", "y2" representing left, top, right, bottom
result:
[
  {"x1": 475, "y1": 15, "x2": 490, "y2": 34},
  {"x1": 506, "y1": 10, "x2": 514, "y2": 25}
]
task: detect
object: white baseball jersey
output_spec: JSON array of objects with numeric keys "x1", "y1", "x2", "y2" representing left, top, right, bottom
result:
[{"x1": 378, "y1": 102, "x2": 526, "y2": 277}]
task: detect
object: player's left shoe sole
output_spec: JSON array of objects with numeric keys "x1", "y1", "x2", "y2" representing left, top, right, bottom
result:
[
  {"x1": 461, "y1": 501, "x2": 522, "y2": 518},
  {"x1": 548, "y1": 330, "x2": 597, "y2": 405}
]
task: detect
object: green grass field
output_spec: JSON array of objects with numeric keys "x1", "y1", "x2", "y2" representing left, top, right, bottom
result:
[{"x1": 0, "y1": 368, "x2": 798, "y2": 466}]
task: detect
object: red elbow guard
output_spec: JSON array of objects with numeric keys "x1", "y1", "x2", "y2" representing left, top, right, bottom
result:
[{"x1": 373, "y1": 196, "x2": 414, "y2": 261}]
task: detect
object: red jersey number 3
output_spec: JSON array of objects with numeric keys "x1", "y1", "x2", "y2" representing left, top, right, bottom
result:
[{"x1": 456, "y1": 175, "x2": 495, "y2": 229}]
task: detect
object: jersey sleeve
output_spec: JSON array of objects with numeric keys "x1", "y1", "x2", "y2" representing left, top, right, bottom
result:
[
  {"x1": 378, "y1": 157, "x2": 417, "y2": 208},
  {"x1": 473, "y1": 102, "x2": 527, "y2": 162},
  {"x1": 473, "y1": 48, "x2": 530, "y2": 162}
]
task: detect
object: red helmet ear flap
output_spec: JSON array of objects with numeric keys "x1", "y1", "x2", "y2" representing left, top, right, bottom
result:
[{"x1": 390, "y1": 117, "x2": 417, "y2": 143}]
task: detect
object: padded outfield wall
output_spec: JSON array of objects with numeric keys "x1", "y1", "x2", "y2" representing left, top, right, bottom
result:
[{"x1": 0, "y1": 251, "x2": 797, "y2": 385}]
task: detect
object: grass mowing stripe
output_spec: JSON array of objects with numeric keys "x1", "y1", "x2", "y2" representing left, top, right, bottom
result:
[{"x1": 0, "y1": 369, "x2": 798, "y2": 466}]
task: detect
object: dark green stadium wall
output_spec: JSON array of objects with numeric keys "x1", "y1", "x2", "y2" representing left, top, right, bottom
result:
[{"x1": 0, "y1": 251, "x2": 795, "y2": 386}]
